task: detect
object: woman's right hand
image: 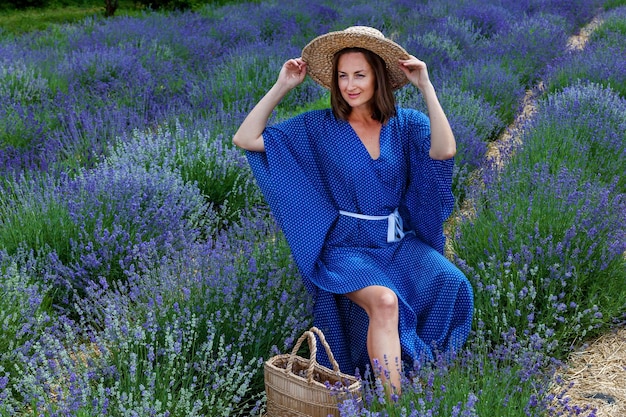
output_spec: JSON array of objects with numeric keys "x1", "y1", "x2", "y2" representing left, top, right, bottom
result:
[
  {"x1": 277, "y1": 58, "x2": 307, "y2": 90},
  {"x1": 233, "y1": 58, "x2": 306, "y2": 152}
]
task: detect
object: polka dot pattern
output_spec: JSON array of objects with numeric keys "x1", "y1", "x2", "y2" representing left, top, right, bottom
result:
[{"x1": 246, "y1": 108, "x2": 473, "y2": 374}]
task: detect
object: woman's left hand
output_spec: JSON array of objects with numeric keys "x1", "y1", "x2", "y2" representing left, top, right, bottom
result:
[
  {"x1": 399, "y1": 56, "x2": 456, "y2": 159},
  {"x1": 398, "y1": 55, "x2": 432, "y2": 92}
]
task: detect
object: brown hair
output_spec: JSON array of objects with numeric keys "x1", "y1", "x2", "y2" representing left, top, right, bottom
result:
[{"x1": 330, "y1": 47, "x2": 397, "y2": 124}]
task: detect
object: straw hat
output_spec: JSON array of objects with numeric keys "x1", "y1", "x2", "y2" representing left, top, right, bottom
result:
[{"x1": 301, "y1": 26, "x2": 411, "y2": 90}]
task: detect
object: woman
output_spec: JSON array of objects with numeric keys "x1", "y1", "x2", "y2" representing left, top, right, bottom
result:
[{"x1": 233, "y1": 26, "x2": 473, "y2": 394}]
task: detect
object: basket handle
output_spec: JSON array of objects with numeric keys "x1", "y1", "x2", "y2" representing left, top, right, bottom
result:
[{"x1": 285, "y1": 326, "x2": 341, "y2": 383}]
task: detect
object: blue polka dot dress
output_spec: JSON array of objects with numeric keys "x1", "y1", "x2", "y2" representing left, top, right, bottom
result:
[{"x1": 246, "y1": 107, "x2": 473, "y2": 375}]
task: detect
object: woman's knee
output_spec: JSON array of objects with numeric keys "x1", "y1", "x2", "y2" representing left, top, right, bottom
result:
[
  {"x1": 347, "y1": 286, "x2": 399, "y2": 321},
  {"x1": 370, "y1": 288, "x2": 399, "y2": 321}
]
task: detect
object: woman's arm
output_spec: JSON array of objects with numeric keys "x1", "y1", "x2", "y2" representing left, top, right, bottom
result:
[
  {"x1": 398, "y1": 56, "x2": 456, "y2": 160},
  {"x1": 232, "y1": 58, "x2": 307, "y2": 152}
]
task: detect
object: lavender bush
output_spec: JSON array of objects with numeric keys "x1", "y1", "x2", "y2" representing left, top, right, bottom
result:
[
  {"x1": 401, "y1": 15, "x2": 485, "y2": 72},
  {"x1": 592, "y1": 6, "x2": 626, "y2": 46},
  {"x1": 56, "y1": 158, "x2": 208, "y2": 296},
  {"x1": 338, "y1": 325, "x2": 566, "y2": 417},
  {"x1": 0, "y1": 1, "x2": 624, "y2": 416},
  {"x1": 107, "y1": 122, "x2": 261, "y2": 226},
  {"x1": 453, "y1": 159, "x2": 625, "y2": 356},
  {"x1": 0, "y1": 59, "x2": 52, "y2": 153},
  {"x1": 452, "y1": 3, "x2": 514, "y2": 37},
  {"x1": 447, "y1": 11, "x2": 626, "y2": 367},
  {"x1": 0, "y1": 59, "x2": 50, "y2": 106},
  {"x1": 0, "y1": 250, "x2": 55, "y2": 411},
  {"x1": 481, "y1": 14, "x2": 570, "y2": 86},
  {"x1": 0, "y1": 211, "x2": 312, "y2": 416},
  {"x1": 516, "y1": 82, "x2": 626, "y2": 189},
  {"x1": 0, "y1": 157, "x2": 210, "y2": 309},
  {"x1": 545, "y1": 6, "x2": 626, "y2": 97},
  {"x1": 0, "y1": 174, "x2": 76, "y2": 263},
  {"x1": 399, "y1": 81, "x2": 501, "y2": 149},
  {"x1": 397, "y1": 83, "x2": 496, "y2": 200},
  {"x1": 443, "y1": 57, "x2": 525, "y2": 127}
]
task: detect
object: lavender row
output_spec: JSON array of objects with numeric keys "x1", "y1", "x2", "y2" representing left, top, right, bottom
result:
[
  {"x1": 0, "y1": 0, "x2": 602, "y2": 180},
  {"x1": 546, "y1": 6, "x2": 626, "y2": 97},
  {"x1": 0, "y1": 0, "x2": 623, "y2": 416},
  {"x1": 451, "y1": 7, "x2": 626, "y2": 364}
]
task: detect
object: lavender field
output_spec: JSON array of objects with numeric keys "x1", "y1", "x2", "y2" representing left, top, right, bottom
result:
[{"x1": 0, "y1": 0, "x2": 625, "y2": 416}]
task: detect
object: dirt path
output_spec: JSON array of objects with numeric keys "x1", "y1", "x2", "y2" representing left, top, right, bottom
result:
[
  {"x1": 486, "y1": 15, "x2": 603, "y2": 165},
  {"x1": 566, "y1": 16, "x2": 604, "y2": 51},
  {"x1": 554, "y1": 327, "x2": 626, "y2": 416}
]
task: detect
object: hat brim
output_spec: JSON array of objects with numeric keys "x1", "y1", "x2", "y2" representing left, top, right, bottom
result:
[{"x1": 302, "y1": 30, "x2": 411, "y2": 91}]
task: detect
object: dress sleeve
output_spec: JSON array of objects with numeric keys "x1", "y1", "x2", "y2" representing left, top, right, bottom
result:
[
  {"x1": 401, "y1": 108, "x2": 455, "y2": 254},
  {"x1": 245, "y1": 112, "x2": 338, "y2": 294}
]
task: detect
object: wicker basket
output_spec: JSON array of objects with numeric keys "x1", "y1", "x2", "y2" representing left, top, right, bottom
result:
[{"x1": 264, "y1": 327, "x2": 362, "y2": 417}]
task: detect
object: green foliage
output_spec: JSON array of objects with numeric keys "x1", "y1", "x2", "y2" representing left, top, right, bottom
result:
[
  {"x1": 275, "y1": 92, "x2": 330, "y2": 120},
  {"x1": 0, "y1": 2, "x2": 141, "y2": 34},
  {"x1": 364, "y1": 328, "x2": 551, "y2": 416},
  {"x1": 591, "y1": 12, "x2": 626, "y2": 43},
  {"x1": 0, "y1": 256, "x2": 55, "y2": 409},
  {"x1": 0, "y1": 6, "x2": 104, "y2": 34},
  {"x1": 5, "y1": 0, "x2": 50, "y2": 10},
  {"x1": 136, "y1": 0, "x2": 192, "y2": 11},
  {"x1": 519, "y1": 83, "x2": 626, "y2": 188},
  {"x1": 120, "y1": 0, "x2": 257, "y2": 12},
  {"x1": 604, "y1": 0, "x2": 626, "y2": 9},
  {"x1": 103, "y1": 0, "x2": 117, "y2": 16},
  {"x1": 0, "y1": 175, "x2": 76, "y2": 263},
  {"x1": 456, "y1": 59, "x2": 523, "y2": 126}
]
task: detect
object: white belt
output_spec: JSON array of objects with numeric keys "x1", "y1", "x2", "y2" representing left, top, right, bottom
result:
[{"x1": 338, "y1": 208, "x2": 406, "y2": 243}]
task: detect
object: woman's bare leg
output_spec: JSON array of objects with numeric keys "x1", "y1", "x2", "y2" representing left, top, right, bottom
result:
[{"x1": 345, "y1": 285, "x2": 402, "y2": 395}]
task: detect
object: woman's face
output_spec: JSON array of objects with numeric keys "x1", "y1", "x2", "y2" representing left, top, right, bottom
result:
[{"x1": 337, "y1": 51, "x2": 376, "y2": 110}]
